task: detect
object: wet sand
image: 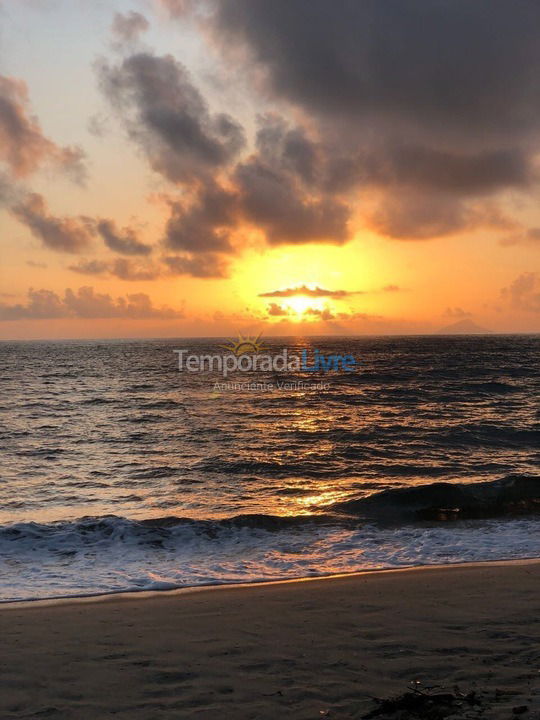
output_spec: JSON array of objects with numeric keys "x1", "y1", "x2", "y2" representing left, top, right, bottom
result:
[{"x1": 1, "y1": 560, "x2": 539, "y2": 719}]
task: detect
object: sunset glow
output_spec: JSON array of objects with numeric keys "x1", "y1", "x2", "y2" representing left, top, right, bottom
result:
[
  {"x1": 1, "y1": 5, "x2": 539, "y2": 715},
  {"x1": 0, "y1": 1, "x2": 539, "y2": 339}
]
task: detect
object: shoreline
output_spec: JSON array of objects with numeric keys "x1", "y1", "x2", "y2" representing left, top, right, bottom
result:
[
  {"x1": 3, "y1": 555, "x2": 539, "y2": 610},
  {"x1": 1, "y1": 557, "x2": 538, "y2": 719}
]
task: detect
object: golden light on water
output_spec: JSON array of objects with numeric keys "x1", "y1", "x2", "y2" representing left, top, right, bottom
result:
[{"x1": 291, "y1": 488, "x2": 350, "y2": 511}]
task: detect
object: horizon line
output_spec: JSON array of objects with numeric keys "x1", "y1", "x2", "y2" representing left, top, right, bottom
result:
[{"x1": 1, "y1": 331, "x2": 539, "y2": 343}]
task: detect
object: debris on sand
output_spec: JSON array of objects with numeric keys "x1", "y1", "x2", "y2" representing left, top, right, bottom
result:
[{"x1": 361, "y1": 686, "x2": 533, "y2": 720}]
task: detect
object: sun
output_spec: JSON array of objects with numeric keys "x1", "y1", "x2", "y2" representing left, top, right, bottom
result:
[
  {"x1": 286, "y1": 296, "x2": 325, "y2": 316},
  {"x1": 286, "y1": 296, "x2": 311, "y2": 315},
  {"x1": 220, "y1": 333, "x2": 267, "y2": 356}
]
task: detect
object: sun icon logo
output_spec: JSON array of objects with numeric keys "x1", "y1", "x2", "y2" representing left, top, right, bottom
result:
[{"x1": 220, "y1": 332, "x2": 267, "y2": 356}]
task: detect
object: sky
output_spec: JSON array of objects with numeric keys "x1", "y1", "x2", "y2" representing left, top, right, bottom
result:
[{"x1": 0, "y1": 0, "x2": 539, "y2": 340}]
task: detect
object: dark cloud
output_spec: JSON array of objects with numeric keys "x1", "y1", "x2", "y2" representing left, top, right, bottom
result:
[
  {"x1": 0, "y1": 171, "x2": 18, "y2": 207},
  {"x1": 98, "y1": 52, "x2": 245, "y2": 184},
  {"x1": 248, "y1": 116, "x2": 533, "y2": 233},
  {"x1": 234, "y1": 157, "x2": 349, "y2": 245},
  {"x1": 68, "y1": 253, "x2": 227, "y2": 280},
  {"x1": 7, "y1": 185, "x2": 158, "y2": 259},
  {"x1": 9, "y1": 192, "x2": 156, "y2": 259},
  {"x1": 211, "y1": 1, "x2": 540, "y2": 143},
  {"x1": 98, "y1": 52, "x2": 349, "y2": 246},
  {"x1": 232, "y1": 114, "x2": 349, "y2": 245},
  {"x1": 260, "y1": 283, "x2": 401, "y2": 298},
  {"x1": 369, "y1": 190, "x2": 470, "y2": 240},
  {"x1": 266, "y1": 302, "x2": 289, "y2": 317},
  {"x1": 360, "y1": 145, "x2": 533, "y2": 197},
  {"x1": 12, "y1": 193, "x2": 94, "y2": 253},
  {"x1": 110, "y1": 258, "x2": 160, "y2": 281},
  {"x1": 251, "y1": 116, "x2": 529, "y2": 199},
  {"x1": 369, "y1": 192, "x2": 519, "y2": 240},
  {"x1": 0, "y1": 286, "x2": 183, "y2": 320},
  {"x1": 209, "y1": 1, "x2": 540, "y2": 238},
  {"x1": 26, "y1": 260, "x2": 47, "y2": 268},
  {"x1": 68, "y1": 260, "x2": 109, "y2": 275},
  {"x1": 501, "y1": 273, "x2": 540, "y2": 313},
  {"x1": 91, "y1": 4, "x2": 540, "y2": 247},
  {"x1": 63, "y1": 287, "x2": 181, "y2": 318},
  {"x1": 97, "y1": 219, "x2": 152, "y2": 256},
  {"x1": 0, "y1": 289, "x2": 65, "y2": 320},
  {"x1": 304, "y1": 306, "x2": 335, "y2": 321},
  {"x1": 0, "y1": 74, "x2": 86, "y2": 181},
  {"x1": 163, "y1": 182, "x2": 237, "y2": 253},
  {"x1": 500, "y1": 227, "x2": 540, "y2": 246},
  {"x1": 163, "y1": 253, "x2": 228, "y2": 278},
  {"x1": 111, "y1": 11, "x2": 149, "y2": 44},
  {"x1": 254, "y1": 113, "x2": 319, "y2": 186},
  {"x1": 68, "y1": 258, "x2": 160, "y2": 281},
  {"x1": 259, "y1": 285, "x2": 357, "y2": 299}
]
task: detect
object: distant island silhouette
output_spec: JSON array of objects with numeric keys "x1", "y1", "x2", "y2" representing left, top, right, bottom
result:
[{"x1": 436, "y1": 318, "x2": 492, "y2": 334}]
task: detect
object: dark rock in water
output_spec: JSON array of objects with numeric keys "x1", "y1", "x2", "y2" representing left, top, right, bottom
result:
[
  {"x1": 331, "y1": 475, "x2": 540, "y2": 523},
  {"x1": 417, "y1": 476, "x2": 540, "y2": 520}
]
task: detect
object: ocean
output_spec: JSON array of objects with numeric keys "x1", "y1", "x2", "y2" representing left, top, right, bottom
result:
[{"x1": 1, "y1": 335, "x2": 538, "y2": 602}]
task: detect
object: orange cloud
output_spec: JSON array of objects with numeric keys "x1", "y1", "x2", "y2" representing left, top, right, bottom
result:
[
  {"x1": 0, "y1": 287, "x2": 184, "y2": 320},
  {"x1": 0, "y1": 75, "x2": 86, "y2": 181}
]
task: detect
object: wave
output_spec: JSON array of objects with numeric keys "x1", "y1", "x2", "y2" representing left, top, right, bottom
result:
[
  {"x1": 1, "y1": 507, "x2": 540, "y2": 603},
  {"x1": 1, "y1": 474, "x2": 539, "y2": 602},
  {"x1": 330, "y1": 474, "x2": 540, "y2": 521},
  {"x1": 1, "y1": 476, "x2": 538, "y2": 553},
  {"x1": 0, "y1": 512, "x2": 338, "y2": 551}
]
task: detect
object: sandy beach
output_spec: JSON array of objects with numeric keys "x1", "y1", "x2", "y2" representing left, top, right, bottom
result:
[{"x1": 0, "y1": 560, "x2": 539, "y2": 719}]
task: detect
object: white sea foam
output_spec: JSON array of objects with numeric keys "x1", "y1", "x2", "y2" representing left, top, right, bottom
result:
[{"x1": 0, "y1": 516, "x2": 538, "y2": 602}]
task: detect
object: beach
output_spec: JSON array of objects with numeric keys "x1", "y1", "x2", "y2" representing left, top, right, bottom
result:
[{"x1": 1, "y1": 560, "x2": 539, "y2": 719}]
